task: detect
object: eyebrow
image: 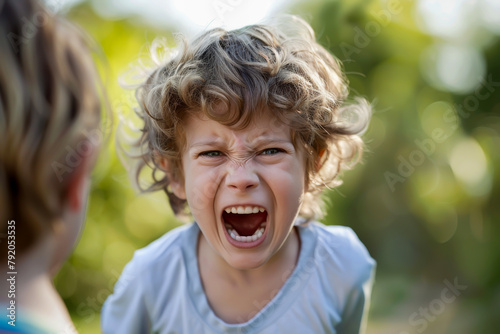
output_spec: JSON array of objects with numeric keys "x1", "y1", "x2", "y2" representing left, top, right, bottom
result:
[
  {"x1": 188, "y1": 139, "x2": 225, "y2": 150},
  {"x1": 250, "y1": 138, "x2": 292, "y2": 146}
]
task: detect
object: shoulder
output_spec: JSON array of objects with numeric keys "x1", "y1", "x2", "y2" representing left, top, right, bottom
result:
[
  {"x1": 302, "y1": 222, "x2": 376, "y2": 287},
  {"x1": 303, "y1": 223, "x2": 376, "y2": 332},
  {"x1": 113, "y1": 223, "x2": 197, "y2": 292},
  {"x1": 0, "y1": 305, "x2": 52, "y2": 333},
  {"x1": 101, "y1": 223, "x2": 198, "y2": 331},
  {"x1": 133, "y1": 223, "x2": 194, "y2": 265}
]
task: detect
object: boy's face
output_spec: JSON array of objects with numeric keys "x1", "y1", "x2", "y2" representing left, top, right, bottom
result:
[{"x1": 170, "y1": 112, "x2": 307, "y2": 270}]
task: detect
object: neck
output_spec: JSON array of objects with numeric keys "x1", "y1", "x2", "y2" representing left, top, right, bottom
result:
[
  {"x1": 200, "y1": 226, "x2": 300, "y2": 284},
  {"x1": 0, "y1": 231, "x2": 76, "y2": 333},
  {"x1": 197, "y1": 227, "x2": 301, "y2": 323}
]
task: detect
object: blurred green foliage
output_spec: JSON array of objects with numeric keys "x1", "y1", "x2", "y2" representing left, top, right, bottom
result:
[{"x1": 54, "y1": 1, "x2": 500, "y2": 333}]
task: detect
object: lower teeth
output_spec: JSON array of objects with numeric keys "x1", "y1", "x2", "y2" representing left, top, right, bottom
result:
[{"x1": 227, "y1": 224, "x2": 265, "y2": 242}]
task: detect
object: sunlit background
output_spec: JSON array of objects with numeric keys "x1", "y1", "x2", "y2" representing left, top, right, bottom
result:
[{"x1": 46, "y1": 0, "x2": 500, "y2": 332}]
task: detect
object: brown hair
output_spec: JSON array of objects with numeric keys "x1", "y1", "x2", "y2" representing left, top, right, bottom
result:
[
  {"x1": 0, "y1": 0, "x2": 106, "y2": 255},
  {"x1": 127, "y1": 16, "x2": 371, "y2": 219}
]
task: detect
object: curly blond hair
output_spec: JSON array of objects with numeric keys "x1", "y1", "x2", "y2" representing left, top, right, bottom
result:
[{"x1": 129, "y1": 16, "x2": 371, "y2": 219}]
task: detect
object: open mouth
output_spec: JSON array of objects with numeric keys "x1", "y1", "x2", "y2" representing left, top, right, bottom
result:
[{"x1": 222, "y1": 205, "x2": 268, "y2": 243}]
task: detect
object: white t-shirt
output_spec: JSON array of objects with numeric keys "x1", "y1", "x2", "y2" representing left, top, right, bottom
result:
[{"x1": 101, "y1": 221, "x2": 376, "y2": 334}]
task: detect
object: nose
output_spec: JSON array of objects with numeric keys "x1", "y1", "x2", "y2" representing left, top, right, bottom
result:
[{"x1": 226, "y1": 163, "x2": 259, "y2": 191}]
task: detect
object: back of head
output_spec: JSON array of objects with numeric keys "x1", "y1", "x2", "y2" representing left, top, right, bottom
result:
[{"x1": 0, "y1": 0, "x2": 102, "y2": 257}]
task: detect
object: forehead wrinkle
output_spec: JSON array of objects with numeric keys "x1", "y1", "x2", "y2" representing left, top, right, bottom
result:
[
  {"x1": 188, "y1": 138, "x2": 225, "y2": 149},
  {"x1": 232, "y1": 123, "x2": 291, "y2": 145}
]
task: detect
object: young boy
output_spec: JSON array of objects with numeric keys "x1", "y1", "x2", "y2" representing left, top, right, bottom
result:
[
  {"x1": 102, "y1": 16, "x2": 375, "y2": 334},
  {"x1": 0, "y1": 0, "x2": 106, "y2": 332}
]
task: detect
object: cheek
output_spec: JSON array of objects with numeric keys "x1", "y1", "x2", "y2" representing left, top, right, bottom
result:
[
  {"x1": 269, "y1": 163, "x2": 306, "y2": 210},
  {"x1": 284, "y1": 177, "x2": 305, "y2": 210},
  {"x1": 184, "y1": 166, "x2": 221, "y2": 216}
]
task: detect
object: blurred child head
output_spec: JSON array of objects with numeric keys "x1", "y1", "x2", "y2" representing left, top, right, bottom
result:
[
  {"x1": 130, "y1": 16, "x2": 370, "y2": 221},
  {"x1": 0, "y1": 0, "x2": 106, "y2": 268}
]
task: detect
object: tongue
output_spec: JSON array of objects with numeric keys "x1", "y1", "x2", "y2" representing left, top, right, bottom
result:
[{"x1": 223, "y1": 212, "x2": 267, "y2": 236}]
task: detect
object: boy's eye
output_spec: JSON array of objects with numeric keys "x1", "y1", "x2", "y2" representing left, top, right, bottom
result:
[
  {"x1": 199, "y1": 150, "x2": 223, "y2": 158},
  {"x1": 260, "y1": 148, "x2": 283, "y2": 155}
]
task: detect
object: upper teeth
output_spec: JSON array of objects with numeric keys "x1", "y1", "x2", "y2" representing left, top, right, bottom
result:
[{"x1": 224, "y1": 206, "x2": 265, "y2": 214}]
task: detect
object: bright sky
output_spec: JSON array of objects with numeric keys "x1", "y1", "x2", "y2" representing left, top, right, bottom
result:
[{"x1": 53, "y1": 0, "x2": 297, "y2": 35}]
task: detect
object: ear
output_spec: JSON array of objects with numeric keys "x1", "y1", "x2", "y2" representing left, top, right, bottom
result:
[{"x1": 158, "y1": 157, "x2": 186, "y2": 200}]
